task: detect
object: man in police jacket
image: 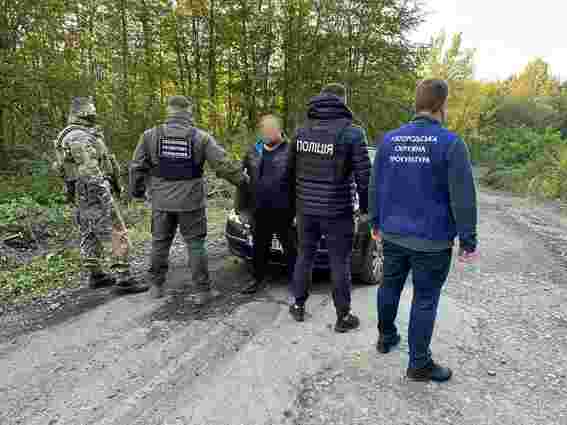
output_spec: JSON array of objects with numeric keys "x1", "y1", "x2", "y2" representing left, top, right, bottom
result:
[
  {"x1": 288, "y1": 83, "x2": 371, "y2": 333},
  {"x1": 129, "y1": 96, "x2": 249, "y2": 302},
  {"x1": 370, "y1": 79, "x2": 478, "y2": 382}
]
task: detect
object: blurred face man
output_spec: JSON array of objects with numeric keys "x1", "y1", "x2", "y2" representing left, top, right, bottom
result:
[
  {"x1": 415, "y1": 79, "x2": 449, "y2": 124},
  {"x1": 258, "y1": 115, "x2": 283, "y2": 147}
]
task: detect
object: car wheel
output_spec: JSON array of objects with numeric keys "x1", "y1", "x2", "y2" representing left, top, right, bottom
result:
[{"x1": 360, "y1": 239, "x2": 383, "y2": 285}]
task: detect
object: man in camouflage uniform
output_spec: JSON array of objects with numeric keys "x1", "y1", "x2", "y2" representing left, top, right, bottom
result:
[
  {"x1": 53, "y1": 96, "x2": 148, "y2": 294},
  {"x1": 129, "y1": 95, "x2": 249, "y2": 302}
]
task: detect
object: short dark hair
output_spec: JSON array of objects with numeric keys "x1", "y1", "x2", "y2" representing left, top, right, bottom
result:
[
  {"x1": 415, "y1": 79, "x2": 449, "y2": 113},
  {"x1": 320, "y1": 83, "x2": 347, "y2": 99}
]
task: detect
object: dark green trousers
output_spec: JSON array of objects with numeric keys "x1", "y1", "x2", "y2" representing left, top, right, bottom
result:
[{"x1": 149, "y1": 209, "x2": 210, "y2": 289}]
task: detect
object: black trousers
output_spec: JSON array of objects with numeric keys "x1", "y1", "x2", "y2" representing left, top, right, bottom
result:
[
  {"x1": 252, "y1": 209, "x2": 297, "y2": 283},
  {"x1": 292, "y1": 214, "x2": 354, "y2": 314}
]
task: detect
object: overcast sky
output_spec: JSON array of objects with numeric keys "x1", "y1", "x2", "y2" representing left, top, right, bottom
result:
[{"x1": 410, "y1": 0, "x2": 567, "y2": 82}]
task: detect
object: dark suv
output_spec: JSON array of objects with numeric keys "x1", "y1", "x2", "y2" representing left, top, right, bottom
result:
[{"x1": 224, "y1": 146, "x2": 383, "y2": 285}]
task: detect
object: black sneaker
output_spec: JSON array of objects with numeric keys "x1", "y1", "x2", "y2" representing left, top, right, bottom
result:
[
  {"x1": 407, "y1": 360, "x2": 453, "y2": 382},
  {"x1": 241, "y1": 280, "x2": 266, "y2": 294},
  {"x1": 376, "y1": 333, "x2": 401, "y2": 353},
  {"x1": 334, "y1": 312, "x2": 360, "y2": 333},
  {"x1": 88, "y1": 272, "x2": 116, "y2": 289},
  {"x1": 113, "y1": 276, "x2": 149, "y2": 295},
  {"x1": 289, "y1": 304, "x2": 305, "y2": 322}
]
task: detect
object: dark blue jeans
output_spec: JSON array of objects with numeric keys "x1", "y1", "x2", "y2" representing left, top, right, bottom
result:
[
  {"x1": 292, "y1": 214, "x2": 354, "y2": 314},
  {"x1": 377, "y1": 239, "x2": 452, "y2": 369}
]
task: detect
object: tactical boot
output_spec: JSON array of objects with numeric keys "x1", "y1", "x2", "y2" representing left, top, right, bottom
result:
[
  {"x1": 149, "y1": 283, "x2": 165, "y2": 299},
  {"x1": 113, "y1": 273, "x2": 149, "y2": 295},
  {"x1": 407, "y1": 360, "x2": 453, "y2": 382},
  {"x1": 190, "y1": 286, "x2": 221, "y2": 305},
  {"x1": 376, "y1": 333, "x2": 401, "y2": 353},
  {"x1": 88, "y1": 272, "x2": 116, "y2": 289},
  {"x1": 241, "y1": 279, "x2": 267, "y2": 294},
  {"x1": 334, "y1": 311, "x2": 360, "y2": 333},
  {"x1": 289, "y1": 304, "x2": 305, "y2": 322}
]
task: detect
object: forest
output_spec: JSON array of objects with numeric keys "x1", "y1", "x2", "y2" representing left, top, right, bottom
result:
[
  {"x1": 1, "y1": 0, "x2": 424, "y2": 165},
  {"x1": 1, "y1": 0, "x2": 567, "y2": 302}
]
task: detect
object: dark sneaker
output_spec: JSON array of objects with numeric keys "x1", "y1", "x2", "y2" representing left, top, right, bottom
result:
[
  {"x1": 113, "y1": 276, "x2": 149, "y2": 295},
  {"x1": 334, "y1": 312, "x2": 360, "y2": 333},
  {"x1": 407, "y1": 360, "x2": 453, "y2": 382},
  {"x1": 376, "y1": 333, "x2": 401, "y2": 353},
  {"x1": 241, "y1": 280, "x2": 266, "y2": 294},
  {"x1": 289, "y1": 304, "x2": 305, "y2": 322},
  {"x1": 149, "y1": 283, "x2": 165, "y2": 299},
  {"x1": 88, "y1": 272, "x2": 116, "y2": 289}
]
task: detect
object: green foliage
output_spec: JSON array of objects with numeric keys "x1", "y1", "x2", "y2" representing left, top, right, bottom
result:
[
  {"x1": 485, "y1": 127, "x2": 564, "y2": 166},
  {"x1": 0, "y1": 249, "x2": 82, "y2": 303},
  {"x1": 485, "y1": 97, "x2": 561, "y2": 130},
  {"x1": 1, "y1": 0, "x2": 424, "y2": 164},
  {"x1": 480, "y1": 127, "x2": 567, "y2": 200}
]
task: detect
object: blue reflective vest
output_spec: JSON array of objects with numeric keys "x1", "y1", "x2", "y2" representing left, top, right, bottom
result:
[{"x1": 376, "y1": 117, "x2": 457, "y2": 241}]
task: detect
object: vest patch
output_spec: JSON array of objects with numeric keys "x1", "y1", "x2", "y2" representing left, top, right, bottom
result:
[
  {"x1": 159, "y1": 137, "x2": 191, "y2": 159},
  {"x1": 296, "y1": 139, "x2": 334, "y2": 156}
]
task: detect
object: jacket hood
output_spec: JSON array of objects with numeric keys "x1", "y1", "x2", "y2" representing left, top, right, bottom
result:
[
  {"x1": 165, "y1": 111, "x2": 193, "y2": 126},
  {"x1": 307, "y1": 94, "x2": 354, "y2": 121}
]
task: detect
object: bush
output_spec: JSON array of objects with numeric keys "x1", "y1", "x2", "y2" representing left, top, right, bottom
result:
[{"x1": 480, "y1": 127, "x2": 567, "y2": 200}]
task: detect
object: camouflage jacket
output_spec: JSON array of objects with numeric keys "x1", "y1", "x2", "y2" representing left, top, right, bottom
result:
[{"x1": 54, "y1": 123, "x2": 121, "y2": 184}]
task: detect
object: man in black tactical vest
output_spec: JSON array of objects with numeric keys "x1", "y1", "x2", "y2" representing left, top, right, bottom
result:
[
  {"x1": 129, "y1": 96, "x2": 249, "y2": 302},
  {"x1": 288, "y1": 83, "x2": 371, "y2": 332}
]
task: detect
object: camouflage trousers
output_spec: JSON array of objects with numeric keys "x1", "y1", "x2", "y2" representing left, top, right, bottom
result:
[{"x1": 76, "y1": 177, "x2": 130, "y2": 278}]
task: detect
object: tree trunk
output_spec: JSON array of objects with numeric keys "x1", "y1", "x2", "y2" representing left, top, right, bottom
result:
[
  {"x1": 119, "y1": 0, "x2": 130, "y2": 116},
  {"x1": 208, "y1": 0, "x2": 217, "y2": 131}
]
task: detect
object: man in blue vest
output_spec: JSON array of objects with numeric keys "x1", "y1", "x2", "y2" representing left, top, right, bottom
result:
[
  {"x1": 370, "y1": 79, "x2": 478, "y2": 382},
  {"x1": 289, "y1": 83, "x2": 371, "y2": 333},
  {"x1": 129, "y1": 96, "x2": 249, "y2": 302}
]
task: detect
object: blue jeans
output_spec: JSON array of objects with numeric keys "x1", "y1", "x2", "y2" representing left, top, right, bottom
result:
[
  {"x1": 292, "y1": 214, "x2": 354, "y2": 314},
  {"x1": 377, "y1": 239, "x2": 452, "y2": 369}
]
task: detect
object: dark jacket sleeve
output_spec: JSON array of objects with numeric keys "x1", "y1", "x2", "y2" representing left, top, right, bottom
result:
[
  {"x1": 235, "y1": 150, "x2": 252, "y2": 212},
  {"x1": 287, "y1": 133, "x2": 297, "y2": 215},
  {"x1": 350, "y1": 126, "x2": 371, "y2": 214},
  {"x1": 129, "y1": 132, "x2": 151, "y2": 198},
  {"x1": 203, "y1": 133, "x2": 246, "y2": 187},
  {"x1": 369, "y1": 144, "x2": 381, "y2": 229},
  {"x1": 447, "y1": 137, "x2": 478, "y2": 252}
]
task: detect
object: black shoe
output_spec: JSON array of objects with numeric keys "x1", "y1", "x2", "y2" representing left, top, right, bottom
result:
[
  {"x1": 376, "y1": 333, "x2": 401, "y2": 353},
  {"x1": 289, "y1": 304, "x2": 305, "y2": 322},
  {"x1": 88, "y1": 272, "x2": 116, "y2": 289},
  {"x1": 407, "y1": 360, "x2": 453, "y2": 382},
  {"x1": 191, "y1": 287, "x2": 221, "y2": 305},
  {"x1": 241, "y1": 280, "x2": 266, "y2": 294},
  {"x1": 149, "y1": 283, "x2": 165, "y2": 299},
  {"x1": 113, "y1": 277, "x2": 149, "y2": 295},
  {"x1": 334, "y1": 312, "x2": 360, "y2": 333}
]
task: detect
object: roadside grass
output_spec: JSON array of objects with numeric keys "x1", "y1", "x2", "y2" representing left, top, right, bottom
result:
[
  {"x1": 0, "y1": 249, "x2": 82, "y2": 304},
  {"x1": 0, "y1": 176, "x2": 235, "y2": 305}
]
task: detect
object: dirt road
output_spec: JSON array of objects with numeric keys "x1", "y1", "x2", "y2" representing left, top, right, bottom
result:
[{"x1": 1, "y1": 188, "x2": 567, "y2": 425}]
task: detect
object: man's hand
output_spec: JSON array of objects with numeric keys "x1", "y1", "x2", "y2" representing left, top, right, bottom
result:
[
  {"x1": 458, "y1": 247, "x2": 479, "y2": 266},
  {"x1": 371, "y1": 227, "x2": 382, "y2": 242},
  {"x1": 64, "y1": 180, "x2": 76, "y2": 205},
  {"x1": 241, "y1": 169, "x2": 251, "y2": 186}
]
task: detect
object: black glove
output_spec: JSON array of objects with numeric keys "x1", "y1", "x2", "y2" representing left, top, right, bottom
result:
[
  {"x1": 107, "y1": 177, "x2": 123, "y2": 199},
  {"x1": 64, "y1": 180, "x2": 76, "y2": 204}
]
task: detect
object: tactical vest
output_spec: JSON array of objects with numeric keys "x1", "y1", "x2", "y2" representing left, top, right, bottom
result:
[
  {"x1": 295, "y1": 119, "x2": 352, "y2": 185},
  {"x1": 377, "y1": 117, "x2": 457, "y2": 241},
  {"x1": 150, "y1": 124, "x2": 203, "y2": 180},
  {"x1": 53, "y1": 125, "x2": 87, "y2": 180}
]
